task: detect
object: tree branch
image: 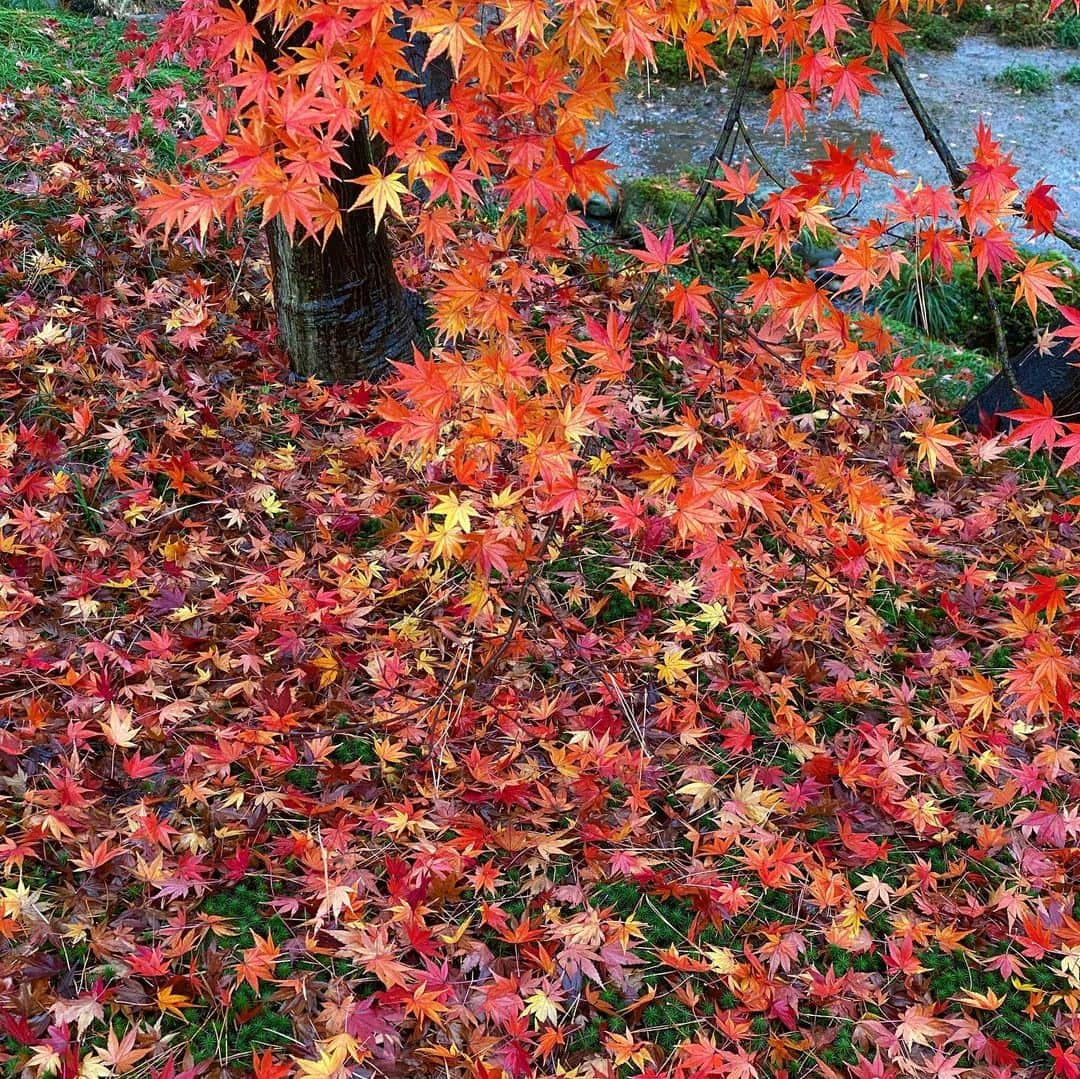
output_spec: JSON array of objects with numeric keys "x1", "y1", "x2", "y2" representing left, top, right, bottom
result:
[
  {"x1": 856, "y1": 0, "x2": 1017, "y2": 388},
  {"x1": 678, "y1": 43, "x2": 759, "y2": 242},
  {"x1": 628, "y1": 45, "x2": 758, "y2": 323}
]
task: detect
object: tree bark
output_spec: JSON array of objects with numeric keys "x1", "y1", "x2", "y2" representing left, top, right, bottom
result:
[
  {"x1": 265, "y1": 124, "x2": 419, "y2": 382},
  {"x1": 236, "y1": 0, "x2": 438, "y2": 382},
  {"x1": 263, "y1": 92, "x2": 424, "y2": 380},
  {"x1": 265, "y1": 218, "x2": 419, "y2": 383},
  {"x1": 263, "y1": 4, "x2": 457, "y2": 381}
]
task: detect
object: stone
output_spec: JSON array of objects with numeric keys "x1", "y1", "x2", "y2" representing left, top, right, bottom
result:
[
  {"x1": 959, "y1": 337, "x2": 1080, "y2": 432},
  {"x1": 584, "y1": 187, "x2": 621, "y2": 220}
]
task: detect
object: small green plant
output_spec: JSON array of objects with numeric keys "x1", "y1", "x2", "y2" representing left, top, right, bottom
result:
[
  {"x1": 990, "y1": 0, "x2": 1058, "y2": 45},
  {"x1": 872, "y1": 262, "x2": 964, "y2": 341},
  {"x1": 1055, "y1": 14, "x2": 1080, "y2": 47},
  {"x1": 913, "y1": 13, "x2": 959, "y2": 50},
  {"x1": 994, "y1": 63, "x2": 1053, "y2": 93},
  {"x1": 1063, "y1": 63, "x2": 1080, "y2": 85}
]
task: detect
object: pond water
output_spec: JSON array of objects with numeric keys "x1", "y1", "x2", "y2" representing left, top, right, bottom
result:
[{"x1": 592, "y1": 37, "x2": 1080, "y2": 247}]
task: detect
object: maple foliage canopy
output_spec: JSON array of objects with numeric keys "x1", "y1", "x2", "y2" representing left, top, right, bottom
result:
[{"x1": 3, "y1": 0, "x2": 1080, "y2": 1077}]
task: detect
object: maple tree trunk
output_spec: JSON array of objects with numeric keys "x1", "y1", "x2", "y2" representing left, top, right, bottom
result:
[
  {"x1": 266, "y1": 216, "x2": 418, "y2": 383},
  {"x1": 263, "y1": 10, "x2": 453, "y2": 381},
  {"x1": 236, "y1": 0, "x2": 430, "y2": 383},
  {"x1": 265, "y1": 130, "x2": 419, "y2": 383},
  {"x1": 395, "y1": 6, "x2": 454, "y2": 110}
]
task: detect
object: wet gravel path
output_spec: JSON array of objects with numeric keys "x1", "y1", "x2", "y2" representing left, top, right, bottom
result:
[{"x1": 593, "y1": 37, "x2": 1080, "y2": 247}]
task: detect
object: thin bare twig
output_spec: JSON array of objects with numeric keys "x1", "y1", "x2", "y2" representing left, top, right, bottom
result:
[
  {"x1": 857, "y1": 0, "x2": 1016, "y2": 388},
  {"x1": 736, "y1": 115, "x2": 785, "y2": 190},
  {"x1": 628, "y1": 44, "x2": 759, "y2": 322}
]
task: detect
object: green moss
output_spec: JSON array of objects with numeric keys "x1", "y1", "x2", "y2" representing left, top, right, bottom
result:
[
  {"x1": 190, "y1": 1028, "x2": 220, "y2": 1063},
  {"x1": 637, "y1": 898, "x2": 693, "y2": 948},
  {"x1": 853, "y1": 950, "x2": 885, "y2": 973},
  {"x1": 645, "y1": 40, "x2": 773, "y2": 89},
  {"x1": 1017, "y1": 1018, "x2": 1053, "y2": 1053},
  {"x1": 869, "y1": 585, "x2": 934, "y2": 645},
  {"x1": 691, "y1": 226, "x2": 759, "y2": 288},
  {"x1": 233, "y1": 1009, "x2": 294, "y2": 1053},
  {"x1": 619, "y1": 177, "x2": 701, "y2": 232},
  {"x1": 353, "y1": 516, "x2": 384, "y2": 551},
  {"x1": 590, "y1": 883, "x2": 696, "y2": 949},
  {"x1": 955, "y1": 0, "x2": 992, "y2": 25},
  {"x1": 568, "y1": 1017, "x2": 602, "y2": 1055},
  {"x1": 759, "y1": 888, "x2": 792, "y2": 914},
  {"x1": 285, "y1": 766, "x2": 318, "y2": 792},
  {"x1": 332, "y1": 735, "x2": 377, "y2": 764},
  {"x1": 201, "y1": 882, "x2": 288, "y2": 941},
  {"x1": 642, "y1": 1000, "x2": 696, "y2": 1054},
  {"x1": 787, "y1": 390, "x2": 814, "y2": 414},
  {"x1": 596, "y1": 881, "x2": 635, "y2": 915},
  {"x1": 824, "y1": 945, "x2": 851, "y2": 974},
  {"x1": 595, "y1": 588, "x2": 638, "y2": 624},
  {"x1": 502, "y1": 896, "x2": 526, "y2": 919},
  {"x1": 188, "y1": 999, "x2": 296, "y2": 1063},
  {"x1": 836, "y1": 25, "x2": 873, "y2": 56},
  {"x1": 984, "y1": 995, "x2": 1057, "y2": 1060},
  {"x1": 651, "y1": 40, "x2": 698, "y2": 82},
  {"x1": 926, "y1": 844, "x2": 961, "y2": 875},
  {"x1": 819, "y1": 1025, "x2": 857, "y2": 1067}
]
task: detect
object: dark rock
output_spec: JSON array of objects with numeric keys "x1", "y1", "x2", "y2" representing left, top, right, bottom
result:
[
  {"x1": 585, "y1": 187, "x2": 621, "y2": 220},
  {"x1": 959, "y1": 337, "x2": 1080, "y2": 433},
  {"x1": 793, "y1": 237, "x2": 840, "y2": 269}
]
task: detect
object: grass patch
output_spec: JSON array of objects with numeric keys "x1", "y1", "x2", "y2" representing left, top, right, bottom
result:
[
  {"x1": 873, "y1": 262, "x2": 965, "y2": 341},
  {"x1": 873, "y1": 250, "x2": 1080, "y2": 361},
  {"x1": 1057, "y1": 14, "x2": 1080, "y2": 47},
  {"x1": 0, "y1": 0, "x2": 191, "y2": 163},
  {"x1": 1063, "y1": 63, "x2": 1080, "y2": 84},
  {"x1": 994, "y1": 63, "x2": 1054, "y2": 93}
]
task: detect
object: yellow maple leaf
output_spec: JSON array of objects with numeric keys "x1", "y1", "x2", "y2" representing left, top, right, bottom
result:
[
  {"x1": 903, "y1": 418, "x2": 964, "y2": 476},
  {"x1": 350, "y1": 167, "x2": 409, "y2": 231},
  {"x1": 430, "y1": 490, "x2": 476, "y2": 532},
  {"x1": 523, "y1": 989, "x2": 561, "y2": 1026},
  {"x1": 951, "y1": 672, "x2": 996, "y2": 723},
  {"x1": 955, "y1": 987, "x2": 1006, "y2": 1011},
  {"x1": 604, "y1": 1030, "x2": 653, "y2": 1069},
  {"x1": 695, "y1": 600, "x2": 728, "y2": 631},
  {"x1": 156, "y1": 985, "x2": 195, "y2": 1020},
  {"x1": 100, "y1": 703, "x2": 138, "y2": 749},
  {"x1": 656, "y1": 646, "x2": 695, "y2": 686},
  {"x1": 311, "y1": 649, "x2": 339, "y2": 689},
  {"x1": 293, "y1": 1046, "x2": 348, "y2": 1079}
]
